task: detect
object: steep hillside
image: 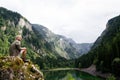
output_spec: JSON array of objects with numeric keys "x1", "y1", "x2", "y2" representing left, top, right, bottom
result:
[
  {"x1": 76, "y1": 15, "x2": 120, "y2": 77},
  {"x1": 33, "y1": 24, "x2": 81, "y2": 59},
  {"x1": 32, "y1": 24, "x2": 92, "y2": 59}
]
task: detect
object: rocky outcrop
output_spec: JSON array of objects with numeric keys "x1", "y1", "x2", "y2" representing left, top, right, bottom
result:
[{"x1": 0, "y1": 56, "x2": 44, "y2": 80}]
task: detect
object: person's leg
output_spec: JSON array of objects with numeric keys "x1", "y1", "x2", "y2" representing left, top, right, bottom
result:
[{"x1": 21, "y1": 50, "x2": 27, "y2": 61}]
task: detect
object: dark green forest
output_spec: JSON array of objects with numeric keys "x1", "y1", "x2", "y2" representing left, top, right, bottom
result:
[{"x1": 76, "y1": 15, "x2": 120, "y2": 77}]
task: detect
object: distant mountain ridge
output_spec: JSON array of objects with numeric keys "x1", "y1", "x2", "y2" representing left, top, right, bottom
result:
[{"x1": 78, "y1": 43, "x2": 93, "y2": 54}]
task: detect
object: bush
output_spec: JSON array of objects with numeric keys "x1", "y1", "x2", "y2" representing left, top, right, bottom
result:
[
  {"x1": 106, "y1": 75, "x2": 116, "y2": 80},
  {"x1": 112, "y1": 58, "x2": 120, "y2": 76}
]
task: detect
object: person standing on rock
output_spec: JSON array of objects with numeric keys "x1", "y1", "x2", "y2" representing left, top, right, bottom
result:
[{"x1": 9, "y1": 35, "x2": 28, "y2": 62}]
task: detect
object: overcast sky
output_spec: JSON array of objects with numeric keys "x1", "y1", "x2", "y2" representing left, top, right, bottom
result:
[{"x1": 0, "y1": 0, "x2": 120, "y2": 43}]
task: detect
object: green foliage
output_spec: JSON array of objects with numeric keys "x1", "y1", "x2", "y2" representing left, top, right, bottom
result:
[
  {"x1": 33, "y1": 56, "x2": 75, "y2": 69},
  {"x1": 94, "y1": 24, "x2": 120, "y2": 73},
  {"x1": 106, "y1": 75, "x2": 116, "y2": 80},
  {"x1": 0, "y1": 7, "x2": 21, "y2": 25},
  {"x1": 65, "y1": 73, "x2": 75, "y2": 80},
  {"x1": 111, "y1": 58, "x2": 120, "y2": 76},
  {"x1": 75, "y1": 51, "x2": 96, "y2": 68},
  {"x1": 0, "y1": 16, "x2": 5, "y2": 26},
  {"x1": 0, "y1": 56, "x2": 24, "y2": 72}
]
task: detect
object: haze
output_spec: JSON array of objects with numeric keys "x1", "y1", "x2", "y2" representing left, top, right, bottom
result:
[{"x1": 0, "y1": 0, "x2": 120, "y2": 43}]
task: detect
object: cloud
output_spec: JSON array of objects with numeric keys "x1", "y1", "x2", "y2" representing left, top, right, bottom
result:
[{"x1": 0, "y1": 0, "x2": 120, "y2": 43}]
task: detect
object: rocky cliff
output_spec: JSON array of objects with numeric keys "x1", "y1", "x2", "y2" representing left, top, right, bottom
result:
[{"x1": 0, "y1": 56, "x2": 44, "y2": 80}]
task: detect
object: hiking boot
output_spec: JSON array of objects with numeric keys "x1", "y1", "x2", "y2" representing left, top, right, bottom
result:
[
  {"x1": 22, "y1": 58, "x2": 30, "y2": 63},
  {"x1": 23, "y1": 59, "x2": 30, "y2": 63}
]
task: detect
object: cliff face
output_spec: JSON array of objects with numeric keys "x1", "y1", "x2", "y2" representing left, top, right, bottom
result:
[{"x1": 0, "y1": 56, "x2": 44, "y2": 80}]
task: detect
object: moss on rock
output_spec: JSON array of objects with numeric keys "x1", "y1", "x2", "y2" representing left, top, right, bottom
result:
[{"x1": 0, "y1": 56, "x2": 44, "y2": 80}]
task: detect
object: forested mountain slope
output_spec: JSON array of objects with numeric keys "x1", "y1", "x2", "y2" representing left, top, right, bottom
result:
[{"x1": 76, "y1": 15, "x2": 120, "y2": 76}]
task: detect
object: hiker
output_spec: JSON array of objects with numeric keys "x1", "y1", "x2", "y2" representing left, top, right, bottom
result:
[{"x1": 9, "y1": 35, "x2": 28, "y2": 62}]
